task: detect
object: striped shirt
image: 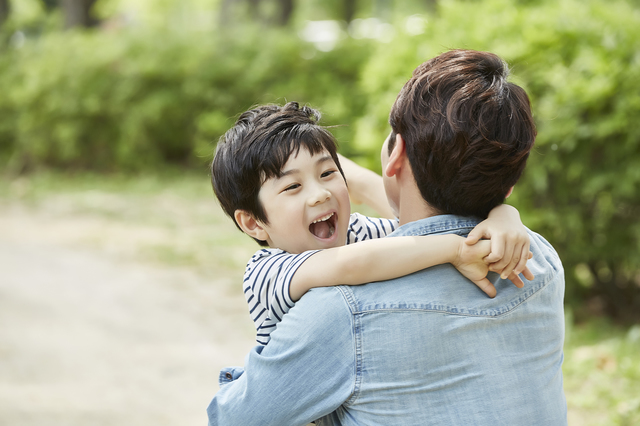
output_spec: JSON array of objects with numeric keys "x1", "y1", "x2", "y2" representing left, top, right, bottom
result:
[{"x1": 243, "y1": 213, "x2": 398, "y2": 345}]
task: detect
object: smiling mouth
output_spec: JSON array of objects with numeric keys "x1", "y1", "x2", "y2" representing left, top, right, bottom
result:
[{"x1": 309, "y1": 212, "x2": 337, "y2": 239}]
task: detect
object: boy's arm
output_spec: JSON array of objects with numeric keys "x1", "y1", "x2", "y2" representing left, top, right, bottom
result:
[
  {"x1": 243, "y1": 250, "x2": 319, "y2": 343},
  {"x1": 466, "y1": 204, "x2": 535, "y2": 286},
  {"x1": 290, "y1": 234, "x2": 499, "y2": 299},
  {"x1": 338, "y1": 154, "x2": 396, "y2": 219}
]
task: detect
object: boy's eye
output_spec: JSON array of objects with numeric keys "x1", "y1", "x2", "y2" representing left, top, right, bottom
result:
[
  {"x1": 283, "y1": 183, "x2": 300, "y2": 192},
  {"x1": 321, "y1": 170, "x2": 337, "y2": 178}
]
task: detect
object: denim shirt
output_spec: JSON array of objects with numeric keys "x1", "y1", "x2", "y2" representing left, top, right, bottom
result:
[{"x1": 208, "y1": 215, "x2": 567, "y2": 426}]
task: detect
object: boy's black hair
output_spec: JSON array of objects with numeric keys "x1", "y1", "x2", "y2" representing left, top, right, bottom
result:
[{"x1": 211, "y1": 101, "x2": 345, "y2": 246}]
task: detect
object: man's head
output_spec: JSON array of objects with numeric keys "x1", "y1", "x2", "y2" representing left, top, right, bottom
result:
[
  {"x1": 211, "y1": 101, "x2": 348, "y2": 248},
  {"x1": 387, "y1": 49, "x2": 536, "y2": 219}
]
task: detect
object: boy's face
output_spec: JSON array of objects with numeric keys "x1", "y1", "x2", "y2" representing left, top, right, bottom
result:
[{"x1": 256, "y1": 148, "x2": 351, "y2": 254}]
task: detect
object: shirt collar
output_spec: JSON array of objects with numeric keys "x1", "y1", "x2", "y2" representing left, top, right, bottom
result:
[{"x1": 389, "y1": 214, "x2": 482, "y2": 238}]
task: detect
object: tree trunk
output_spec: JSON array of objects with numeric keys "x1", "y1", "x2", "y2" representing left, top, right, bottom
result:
[
  {"x1": 276, "y1": 0, "x2": 293, "y2": 26},
  {"x1": 344, "y1": 0, "x2": 357, "y2": 23},
  {"x1": 218, "y1": 0, "x2": 233, "y2": 27},
  {"x1": 40, "y1": 0, "x2": 59, "y2": 12},
  {"x1": 218, "y1": 0, "x2": 292, "y2": 28},
  {"x1": 0, "y1": 0, "x2": 9, "y2": 28},
  {"x1": 247, "y1": 0, "x2": 261, "y2": 21},
  {"x1": 60, "y1": 0, "x2": 100, "y2": 29}
]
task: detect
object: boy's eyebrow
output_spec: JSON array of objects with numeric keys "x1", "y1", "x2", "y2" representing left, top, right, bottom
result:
[
  {"x1": 277, "y1": 154, "x2": 334, "y2": 179},
  {"x1": 316, "y1": 155, "x2": 334, "y2": 165}
]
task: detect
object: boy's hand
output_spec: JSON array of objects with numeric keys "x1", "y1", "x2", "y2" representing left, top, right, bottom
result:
[
  {"x1": 466, "y1": 205, "x2": 535, "y2": 286},
  {"x1": 453, "y1": 239, "x2": 496, "y2": 297}
]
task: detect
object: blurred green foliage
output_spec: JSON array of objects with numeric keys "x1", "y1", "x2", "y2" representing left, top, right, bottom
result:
[
  {"x1": 0, "y1": 0, "x2": 639, "y2": 320},
  {"x1": 0, "y1": 25, "x2": 372, "y2": 171},
  {"x1": 352, "y1": 0, "x2": 640, "y2": 321}
]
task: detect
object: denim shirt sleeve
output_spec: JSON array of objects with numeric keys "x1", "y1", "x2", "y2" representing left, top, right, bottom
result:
[
  {"x1": 218, "y1": 367, "x2": 244, "y2": 387},
  {"x1": 207, "y1": 287, "x2": 356, "y2": 426}
]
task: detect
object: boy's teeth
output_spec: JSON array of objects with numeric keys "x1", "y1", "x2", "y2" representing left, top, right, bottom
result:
[
  {"x1": 309, "y1": 212, "x2": 336, "y2": 239},
  {"x1": 312, "y1": 213, "x2": 333, "y2": 224}
]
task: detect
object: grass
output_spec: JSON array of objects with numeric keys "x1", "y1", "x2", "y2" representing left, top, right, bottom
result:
[
  {"x1": 564, "y1": 313, "x2": 640, "y2": 425},
  {"x1": 1, "y1": 171, "x2": 639, "y2": 425}
]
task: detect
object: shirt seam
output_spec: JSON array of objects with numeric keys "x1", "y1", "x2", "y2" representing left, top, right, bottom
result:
[{"x1": 336, "y1": 286, "x2": 362, "y2": 405}]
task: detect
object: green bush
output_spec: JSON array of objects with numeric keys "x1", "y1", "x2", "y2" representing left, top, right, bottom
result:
[
  {"x1": 1, "y1": 30, "x2": 203, "y2": 171},
  {"x1": 354, "y1": 0, "x2": 640, "y2": 320},
  {"x1": 0, "y1": 26, "x2": 372, "y2": 172}
]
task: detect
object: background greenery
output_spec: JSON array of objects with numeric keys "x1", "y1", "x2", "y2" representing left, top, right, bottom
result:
[
  {"x1": 0, "y1": 0, "x2": 639, "y2": 416},
  {"x1": 2, "y1": 0, "x2": 638, "y2": 322},
  {"x1": 1, "y1": 0, "x2": 639, "y2": 422}
]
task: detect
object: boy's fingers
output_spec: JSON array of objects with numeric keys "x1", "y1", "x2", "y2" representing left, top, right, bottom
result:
[
  {"x1": 465, "y1": 229, "x2": 484, "y2": 245},
  {"x1": 503, "y1": 244, "x2": 528, "y2": 279},
  {"x1": 506, "y1": 272, "x2": 525, "y2": 288},
  {"x1": 500, "y1": 245, "x2": 522, "y2": 279},
  {"x1": 474, "y1": 278, "x2": 497, "y2": 298},
  {"x1": 484, "y1": 237, "x2": 505, "y2": 264},
  {"x1": 476, "y1": 239, "x2": 492, "y2": 257},
  {"x1": 513, "y1": 246, "x2": 530, "y2": 277},
  {"x1": 484, "y1": 253, "x2": 500, "y2": 264},
  {"x1": 492, "y1": 238, "x2": 515, "y2": 274},
  {"x1": 522, "y1": 266, "x2": 535, "y2": 281}
]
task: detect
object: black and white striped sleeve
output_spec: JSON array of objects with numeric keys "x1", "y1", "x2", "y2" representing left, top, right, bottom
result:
[
  {"x1": 243, "y1": 248, "x2": 319, "y2": 345},
  {"x1": 346, "y1": 212, "x2": 399, "y2": 244}
]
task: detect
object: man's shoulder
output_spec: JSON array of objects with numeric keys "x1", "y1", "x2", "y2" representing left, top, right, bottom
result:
[
  {"x1": 275, "y1": 286, "x2": 355, "y2": 341},
  {"x1": 295, "y1": 286, "x2": 355, "y2": 317},
  {"x1": 527, "y1": 228, "x2": 562, "y2": 265},
  {"x1": 300, "y1": 284, "x2": 352, "y2": 302},
  {"x1": 341, "y1": 228, "x2": 564, "y2": 317},
  {"x1": 525, "y1": 228, "x2": 564, "y2": 285}
]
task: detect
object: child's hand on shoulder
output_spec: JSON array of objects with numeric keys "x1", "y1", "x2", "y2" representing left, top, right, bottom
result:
[
  {"x1": 452, "y1": 237, "x2": 495, "y2": 297},
  {"x1": 465, "y1": 204, "x2": 535, "y2": 288}
]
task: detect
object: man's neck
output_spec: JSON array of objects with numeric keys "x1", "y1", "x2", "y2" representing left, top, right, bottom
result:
[
  {"x1": 391, "y1": 149, "x2": 443, "y2": 226},
  {"x1": 396, "y1": 185, "x2": 441, "y2": 226}
]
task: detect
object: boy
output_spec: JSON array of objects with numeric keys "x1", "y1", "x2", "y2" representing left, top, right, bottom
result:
[{"x1": 212, "y1": 101, "x2": 532, "y2": 346}]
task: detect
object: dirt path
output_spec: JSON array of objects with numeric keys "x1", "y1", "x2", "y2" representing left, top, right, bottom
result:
[{"x1": 0, "y1": 205, "x2": 256, "y2": 425}]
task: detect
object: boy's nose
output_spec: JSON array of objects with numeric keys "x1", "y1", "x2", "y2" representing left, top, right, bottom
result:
[{"x1": 308, "y1": 186, "x2": 331, "y2": 206}]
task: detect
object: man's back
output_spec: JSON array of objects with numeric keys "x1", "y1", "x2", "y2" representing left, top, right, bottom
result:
[
  {"x1": 316, "y1": 215, "x2": 566, "y2": 425},
  {"x1": 206, "y1": 215, "x2": 566, "y2": 426}
]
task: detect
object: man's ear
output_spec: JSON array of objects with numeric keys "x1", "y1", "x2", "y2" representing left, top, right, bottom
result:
[
  {"x1": 384, "y1": 133, "x2": 407, "y2": 178},
  {"x1": 505, "y1": 186, "x2": 514, "y2": 199},
  {"x1": 234, "y1": 210, "x2": 269, "y2": 242}
]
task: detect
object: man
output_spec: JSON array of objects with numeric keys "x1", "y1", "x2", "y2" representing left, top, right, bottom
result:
[{"x1": 207, "y1": 49, "x2": 567, "y2": 425}]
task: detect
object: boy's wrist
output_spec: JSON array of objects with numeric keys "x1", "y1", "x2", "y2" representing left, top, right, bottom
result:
[{"x1": 448, "y1": 234, "x2": 466, "y2": 267}]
